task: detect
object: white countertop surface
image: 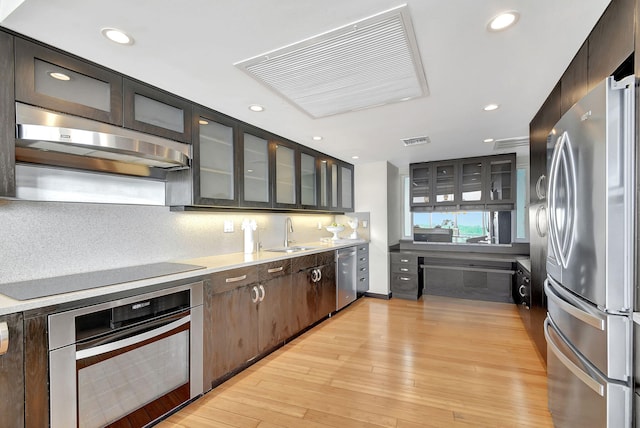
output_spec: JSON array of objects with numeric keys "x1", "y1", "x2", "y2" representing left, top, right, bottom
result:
[
  {"x1": 0, "y1": 239, "x2": 367, "y2": 316},
  {"x1": 516, "y1": 258, "x2": 531, "y2": 273}
]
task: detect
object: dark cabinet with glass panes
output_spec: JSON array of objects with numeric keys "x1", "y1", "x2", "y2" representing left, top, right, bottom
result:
[{"x1": 410, "y1": 153, "x2": 516, "y2": 212}]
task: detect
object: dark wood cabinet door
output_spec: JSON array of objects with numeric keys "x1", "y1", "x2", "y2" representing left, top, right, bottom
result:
[
  {"x1": 0, "y1": 31, "x2": 15, "y2": 197},
  {"x1": 0, "y1": 313, "x2": 25, "y2": 428},
  {"x1": 14, "y1": 38, "x2": 123, "y2": 125},
  {"x1": 561, "y1": 42, "x2": 588, "y2": 116},
  {"x1": 316, "y1": 261, "x2": 337, "y2": 321},
  {"x1": 204, "y1": 283, "x2": 258, "y2": 386},
  {"x1": 24, "y1": 313, "x2": 48, "y2": 428},
  {"x1": 257, "y1": 274, "x2": 293, "y2": 352},
  {"x1": 587, "y1": 0, "x2": 634, "y2": 91},
  {"x1": 123, "y1": 78, "x2": 192, "y2": 143},
  {"x1": 290, "y1": 254, "x2": 318, "y2": 334}
]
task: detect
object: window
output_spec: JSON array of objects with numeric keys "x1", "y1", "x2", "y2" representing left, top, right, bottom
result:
[{"x1": 514, "y1": 162, "x2": 529, "y2": 242}]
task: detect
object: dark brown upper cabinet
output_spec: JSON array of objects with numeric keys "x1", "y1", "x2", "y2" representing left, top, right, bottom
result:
[
  {"x1": 316, "y1": 154, "x2": 334, "y2": 212},
  {"x1": 191, "y1": 106, "x2": 239, "y2": 207},
  {"x1": 485, "y1": 153, "x2": 516, "y2": 208},
  {"x1": 299, "y1": 147, "x2": 320, "y2": 210},
  {"x1": 0, "y1": 31, "x2": 15, "y2": 198},
  {"x1": 271, "y1": 139, "x2": 299, "y2": 210},
  {"x1": 337, "y1": 161, "x2": 354, "y2": 212},
  {"x1": 561, "y1": 42, "x2": 588, "y2": 116},
  {"x1": 123, "y1": 78, "x2": 192, "y2": 143},
  {"x1": 239, "y1": 125, "x2": 273, "y2": 209},
  {"x1": 14, "y1": 38, "x2": 123, "y2": 125},
  {"x1": 587, "y1": 0, "x2": 634, "y2": 91},
  {"x1": 458, "y1": 157, "x2": 486, "y2": 209},
  {"x1": 432, "y1": 160, "x2": 458, "y2": 209}
]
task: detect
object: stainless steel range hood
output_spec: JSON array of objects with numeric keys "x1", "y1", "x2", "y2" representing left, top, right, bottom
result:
[{"x1": 15, "y1": 103, "x2": 191, "y2": 179}]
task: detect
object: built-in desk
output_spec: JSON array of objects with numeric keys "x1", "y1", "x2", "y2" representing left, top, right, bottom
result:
[{"x1": 390, "y1": 240, "x2": 529, "y2": 302}]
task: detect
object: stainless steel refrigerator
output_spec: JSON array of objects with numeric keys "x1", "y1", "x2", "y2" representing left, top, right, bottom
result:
[{"x1": 544, "y1": 75, "x2": 635, "y2": 427}]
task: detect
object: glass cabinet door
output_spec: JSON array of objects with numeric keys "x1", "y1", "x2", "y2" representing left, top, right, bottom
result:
[
  {"x1": 487, "y1": 155, "x2": 516, "y2": 204},
  {"x1": 331, "y1": 163, "x2": 339, "y2": 210},
  {"x1": 300, "y1": 152, "x2": 317, "y2": 207},
  {"x1": 123, "y1": 79, "x2": 192, "y2": 143},
  {"x1": 340, "y1": 164, "x2": 354, "y2": 211},
  {"x1": 459, "y1": 158, "x2": 484, "y2": 202},
  {"x1": 14, "y1": 38, "x2": 123, "y2": 125},
  {"x1": 242, "y1": 132, "x2": 270, "y2": 205},
  {"x1": 410, "y1": 163, "x2": 432, "y2": 207},
  {"x1": 434, "y1": 161, "x2": 457, "y2": 205},
  {"x1": 318, "y1": 159, "x2": 331, "y2": 209},
  {"x1": 197, "y1": 115, "x2": 235, "y2": 204},
  {"x1": 273, "y1": 142, "x2": 297, "y2": 207}
]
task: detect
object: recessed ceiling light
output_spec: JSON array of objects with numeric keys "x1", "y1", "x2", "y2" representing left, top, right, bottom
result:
[
  {"x1": 352, "y1": 156, "x2": 360, "y2": 160},
  {"x1": 199, "y1": 119, "x2": 209, "y2": 125},
  {"x1": 101, "y1": 27, "x2": 134, "y2": 45},
  {"x1": 483, "y1": 138, "x2": 494, "y2": 143},
  {"x1": 483, "y1": 103, "x2": 499, "y2": 111},
  {"x1": 488, "y1": 11, "x2": 520, "y2": 31},
  {"x1": 312, "y1": 136, "x2": 323, "y2": 141},
  {"x1": 248, "y1": 104, "x2": 264, "y2": 112},
  {"x1": 48, "y1": 71, "x2": 70, "y2": 81}
]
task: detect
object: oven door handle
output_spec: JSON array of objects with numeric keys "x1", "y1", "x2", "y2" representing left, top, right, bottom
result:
[{"x1": 76, "y1": 314, "x2": 190, "y2": 360}]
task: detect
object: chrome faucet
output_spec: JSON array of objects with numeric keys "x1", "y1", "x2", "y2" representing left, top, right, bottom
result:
[{"x1": 284, "y1": 217, "x2": 293, "y2": 247}]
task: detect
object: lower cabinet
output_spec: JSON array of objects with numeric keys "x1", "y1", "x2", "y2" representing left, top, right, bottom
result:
[
  {"x1": 389, "y1": 252, "x2": 423, "y2": 300},
  {"x1": 0, "y1": 312, "x2": 24, "y2": 428},
  {"x1": 204, "y1": 253, "x2": 337, "y2": 390},
  {"x1": 513, "y1": 262, "x2": 532, "y2": 333},
  {"x1": 356, "y1": 244, "x2": 369, "y2": 296},
  {"x1": 291, "y1": 250, "x2": 336, "y2": 334},
  {"x1": 204, "y1": 266, "x2": 259, "y2": 389}
]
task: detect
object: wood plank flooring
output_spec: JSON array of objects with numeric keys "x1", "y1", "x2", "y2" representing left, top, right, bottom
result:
[{"x1": 159, "y1": 296, "x2": 552, "y2": 428}]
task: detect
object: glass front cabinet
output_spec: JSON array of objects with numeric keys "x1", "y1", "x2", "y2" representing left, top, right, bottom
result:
[
  {"x1": 433, "y1": 160, "x2": 458, "y2": 209},
  {"x1": 486, "y1": 154, "x2": 516, "y2": 207},
  {"x1": 271, "y1": 140, "x2": 298, "y2": 209},
  {"x1": 193, "y1": 107, "x2": 238, "y2": 206},
  {"x1": 240, "y1": 127, "x2": 272, "y2": 208},
  {"x1": 299, "y1": 149, "x2": 319, "y2": 209}
]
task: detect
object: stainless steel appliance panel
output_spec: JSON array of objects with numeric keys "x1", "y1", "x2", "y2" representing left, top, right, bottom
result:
[
  {"x1": 546, "y1": 76, "x2": 634, "y2": 313},
  {"x1": 546, "y1": 278, "x2": 631, "y2": 381},
  {"x1": 545, "y1": 317, "x2": 631, "y2": 428},
  {"x1": 336, "y1": 247, "x2": 357, "y2": 310}
]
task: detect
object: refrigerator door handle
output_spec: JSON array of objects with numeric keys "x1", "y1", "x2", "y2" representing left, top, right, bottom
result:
[
  {"x1": 535, "y1": 205, "x2": 547, "y2": 237},
  {"x1": 547, "y1": 134, "x2": 563, "y2": 265},
  {"x1": 544, "y1": 317, "x2": 605, "y2": 396},
  {"x1": 545, "y1": 279, "x2": 605, "y2": 330}
]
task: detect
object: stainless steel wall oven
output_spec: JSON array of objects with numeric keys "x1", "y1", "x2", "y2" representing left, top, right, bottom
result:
[{"x1": 48, "y1": 281, "x2": 204, "y2": 428}]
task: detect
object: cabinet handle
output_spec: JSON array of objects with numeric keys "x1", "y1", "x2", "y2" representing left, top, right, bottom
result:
[
  {"x1": 400, "y1": 259, "x2": 409, "y2": 263},
  {"x1": 267, "y1": 266, "x2": 284, "y2": 273},
  {"x1": 311, "y1": 269, "x2": 319, "y2": 283},
  {"x1": 359, "y1": 257, "x2": 367, "y2": 262},
  {"x1": 258, "y1": 285, "x2": 265, "y2": 302},
  {"x1": 0, "y1": 322, "x2": 8, "y2": 356},
  {"x1": 359, "y1": 267, "x2": 367, "y2": 272},
  {"x1": 251, "y1": 286, "x2": 259, "y2": 304},
  {"x1": 226, "y1": 274, "x2": 247, "y2": 283},
  {"x1": 399, "y1": 277, "x2": 411, "y2": 281},
  {"x1": 359, "y1": 278, "x2": 367, "y2": 282},
  {"x1": 518, "y1": 285, "x2": 527, "y2": 298},
  {"x1": 400, "y1": 268, "x2": 409, "y2": 272},
  {"x1": 317, "y1": 268, "x2": 322, "y2": 282}
]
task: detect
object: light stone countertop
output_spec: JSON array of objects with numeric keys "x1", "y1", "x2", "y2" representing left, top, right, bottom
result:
[{"x1": 0, "y1": 239, "x2": 367, "y2": 316}]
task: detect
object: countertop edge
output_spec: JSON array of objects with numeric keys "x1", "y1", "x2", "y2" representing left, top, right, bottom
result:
[{"x1": 0, "y1": 240, "x2": 368, "y2": 316}]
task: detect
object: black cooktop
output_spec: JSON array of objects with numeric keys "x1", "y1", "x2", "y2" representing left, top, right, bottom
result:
[{"x1": 0, "y1": 262, "x2": 205, "y2": 301}]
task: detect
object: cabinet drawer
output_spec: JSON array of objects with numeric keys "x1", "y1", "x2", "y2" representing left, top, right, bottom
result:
[
  {"x1": 258, "y1": 260, "x2": 292, "y2": 280},
  {"x1": 211, "y1": 266, "x2": 258, "y2": 293},
  {"x1": 391, "y1": 276, "x2": 418, "y2": 293},
  {"x1": 390, "y1": 253, "x2": 417, "y2": 266},
  {"x1": 357, "y1": 244, "x2": 369, "y2": 255},
  {"x1": 391, "y1": 263, "x2": 415, "y2": 275},
  {"x1": 357, "y1": 265, "x2": 368, "y2": 275},
  {"x1": 358, "y1": 275, "x2": 369, "y2": 290}
]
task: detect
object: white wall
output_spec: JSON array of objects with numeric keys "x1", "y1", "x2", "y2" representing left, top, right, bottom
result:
[
  {"x1": 355, "y1": 161, "x2": 400, "y2": 296},
  {"x1": 0, "y1": 200, "x2": 333, "y2": 284}
]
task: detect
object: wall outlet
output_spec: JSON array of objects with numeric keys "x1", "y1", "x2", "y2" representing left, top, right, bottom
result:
[{"x1": 223, "y1": 220, "x2": 234, "y2": 233}]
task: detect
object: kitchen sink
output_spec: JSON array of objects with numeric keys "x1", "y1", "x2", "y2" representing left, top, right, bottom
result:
[{"x1": 265, "y1": 246, "x2": 318, "y2": 253}]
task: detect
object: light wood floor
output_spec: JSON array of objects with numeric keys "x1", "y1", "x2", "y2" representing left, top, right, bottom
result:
[{"x1": 159, "y1": 296, "x2": 552, "y2": 428}]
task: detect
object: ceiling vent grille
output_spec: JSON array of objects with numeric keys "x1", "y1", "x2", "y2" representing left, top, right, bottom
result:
[
  {"x1": 493, "y1": 136, "x2": 529, "y2": 150},
  {"x1": 402, "y1": 136, "x2": 431, "y2": 146},
  {"x1": 234, "y1": 4, "x2": 429, "y2": 118}
]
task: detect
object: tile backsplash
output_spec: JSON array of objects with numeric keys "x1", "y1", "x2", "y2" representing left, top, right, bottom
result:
[{"x1": 0, "y1": 200, "x2": 347, "y2": 283}]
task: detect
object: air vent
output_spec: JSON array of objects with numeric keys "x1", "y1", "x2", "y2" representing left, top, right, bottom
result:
[
  {"x1": 235, "y1": 4, "x2": 429, "y2": 118},
  {"x1": 493, "y1": 136, "x2": 529, "y2": 150},
  {"x1": 402, "y1": 136, "x2": 431, "y2": 146}
]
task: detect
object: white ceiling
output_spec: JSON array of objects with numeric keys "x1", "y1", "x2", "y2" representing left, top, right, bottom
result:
[{"x1": 1, "y1": 0, "x2": 611, "y2": 170}]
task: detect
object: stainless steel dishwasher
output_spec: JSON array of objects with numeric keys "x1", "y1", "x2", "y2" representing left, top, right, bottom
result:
[{"x1": 336, "y1": 247, "x2": 357, "y2": 310}]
